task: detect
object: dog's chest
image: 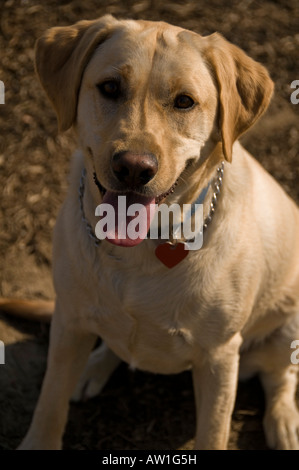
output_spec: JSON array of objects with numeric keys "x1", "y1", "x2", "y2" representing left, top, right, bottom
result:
[{"x1": 86, "y1": 255, "x2": 198, "y2": 374}]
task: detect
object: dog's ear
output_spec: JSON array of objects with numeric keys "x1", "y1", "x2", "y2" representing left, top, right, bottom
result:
[
  {"x1": 202, "y1": 33, "x2": 274, "y2": 162},
  {"x1": 35, "y1": 15, "x2": 117, "y2": 132}
]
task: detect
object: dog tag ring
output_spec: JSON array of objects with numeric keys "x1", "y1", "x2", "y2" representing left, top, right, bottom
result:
[{"x1": 155, "y1": 241, "x2": 189, "y2": 268}]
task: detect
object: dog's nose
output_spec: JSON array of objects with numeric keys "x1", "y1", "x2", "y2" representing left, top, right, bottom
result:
[{"x1": 112, "y1": 151, "x2": 158, "y2": 187}]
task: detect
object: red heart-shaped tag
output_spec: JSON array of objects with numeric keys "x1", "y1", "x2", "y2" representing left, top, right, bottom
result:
[{"x1": 155, "y1": 242, "x2": 189, "y2": 268}]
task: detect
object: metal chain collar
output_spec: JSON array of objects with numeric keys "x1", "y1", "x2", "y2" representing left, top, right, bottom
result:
[
  {"x1": 202, "y1": 161, "x2": 224, "y2": 232},
  {"x1": 79, "y1": 168, "x2": 101, "y2": 247}
]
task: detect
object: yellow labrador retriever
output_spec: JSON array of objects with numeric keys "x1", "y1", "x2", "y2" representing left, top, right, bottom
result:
[{"x1": 17, "y1": 15, "x2": 299, "y2": 450}]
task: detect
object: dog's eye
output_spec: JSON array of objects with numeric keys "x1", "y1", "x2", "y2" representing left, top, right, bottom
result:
[
  {"x1": 97, "y1": 80, "x2": 121, "y2": 99},
  {"x1": 174, "y1": 94, "x2": 195, "y2": 110}
]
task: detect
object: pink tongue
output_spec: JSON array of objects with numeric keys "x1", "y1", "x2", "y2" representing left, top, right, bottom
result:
[{"x1": 100, "y1": 191, "x2": 157, "y2": 247}]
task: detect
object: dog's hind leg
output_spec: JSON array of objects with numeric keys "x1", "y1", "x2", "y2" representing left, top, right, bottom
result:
[
  {"x1": 241, "y1": 315, "x2": 299, "y2": 450},
  {"x1": 261, "y1": 362, "x2": 299, "y2": 450},
  {"x1": 259, "y1": 318, "x2": 299, "y2": 451},
  {"x1": 71, "y1": 341, "x2": 121, "y2": 402}
]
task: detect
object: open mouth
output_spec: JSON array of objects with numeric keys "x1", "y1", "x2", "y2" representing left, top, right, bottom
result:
[
  {"x1": 92, "y1": 159, "x2": 195, "y2": 248},
  {"x1": 93, "y1": 172, "x2": 182, "y2": 248}
]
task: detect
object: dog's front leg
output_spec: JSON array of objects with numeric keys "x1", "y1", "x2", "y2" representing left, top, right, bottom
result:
[
  {"x1": 192, "y1": 334, "x2": 241, "y2": 450},
  {"x1": 18, "y1": 302, "x2": 97, "y2": 450}
]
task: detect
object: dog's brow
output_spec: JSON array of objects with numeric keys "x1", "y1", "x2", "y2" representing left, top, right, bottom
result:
[{"x1": 109, "y1": 64, "x2": 132, "y2": 80}]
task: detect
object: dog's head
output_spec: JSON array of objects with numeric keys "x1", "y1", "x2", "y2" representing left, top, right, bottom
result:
[{"x1": 35, "y1": 15, "x2": 273, "y2": 245}]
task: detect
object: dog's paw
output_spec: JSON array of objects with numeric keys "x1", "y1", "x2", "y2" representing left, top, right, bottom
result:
[
  {"x1": 264, "y1": 404, "x2": 299, "y2": 450},
  {"x1": 71, "y1": 343, "x2": 121, "y2": 402}
]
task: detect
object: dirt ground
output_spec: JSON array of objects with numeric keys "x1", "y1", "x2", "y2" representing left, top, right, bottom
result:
[{"x1": 0, "y1": 0, "x2": 298, "y2": 450}]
